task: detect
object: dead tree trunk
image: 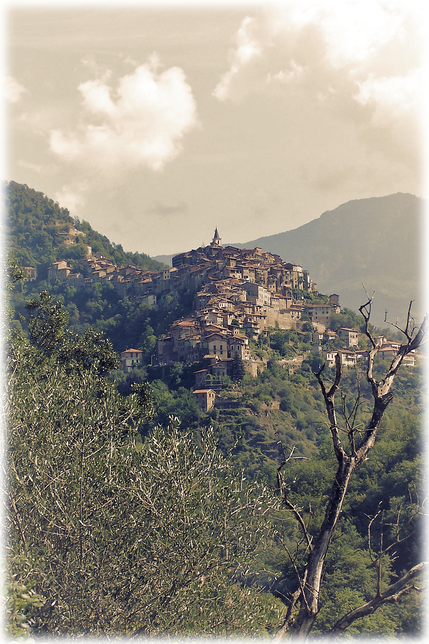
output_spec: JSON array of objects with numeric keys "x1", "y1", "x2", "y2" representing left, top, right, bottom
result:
[{"x1": 274, "y1": 300, "x2": 427, "y2": 640}]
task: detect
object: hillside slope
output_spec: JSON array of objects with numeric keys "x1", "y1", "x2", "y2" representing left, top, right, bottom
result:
[
  {"x1": 4, "y1": 181, "x2": 166, "y2": 278},
  {"x1": 234, "y1": 193, "x2": 423, "y2": 325}
]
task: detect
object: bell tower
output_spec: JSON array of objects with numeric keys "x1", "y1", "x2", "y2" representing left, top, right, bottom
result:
[{"x1": 211, "y1": 228, "x2": 222, "y2": 247}]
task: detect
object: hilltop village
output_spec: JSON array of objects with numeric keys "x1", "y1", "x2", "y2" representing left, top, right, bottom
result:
[
  {"x1": 47, "y1": 227, "x2": 320, "y2": 319},
  {"x1": 48, "y1": 230, "x2": 336, "y2": 330},
  {"x1": 153, "y1": 230, "x2": 338, "y2": 371},
  {"x1": 44, "y1": 229, "x2": 414, "y2": 392}
]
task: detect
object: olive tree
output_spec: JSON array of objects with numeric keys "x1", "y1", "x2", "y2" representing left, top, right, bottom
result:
[{"x1": 5, "y1": 292, "x2": 283, "y2": 636}]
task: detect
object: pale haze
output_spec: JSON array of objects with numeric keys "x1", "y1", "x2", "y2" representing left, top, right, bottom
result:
[{"x1": 5, "y1": 0, "x2": 425, "y2": 257}]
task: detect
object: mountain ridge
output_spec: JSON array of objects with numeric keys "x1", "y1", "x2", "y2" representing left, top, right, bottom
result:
[{"x1": 233, "y1": 193, "x2": 423, "y2": 325}]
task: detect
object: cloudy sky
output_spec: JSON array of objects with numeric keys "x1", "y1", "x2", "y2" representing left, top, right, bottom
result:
[{"x1": 5, "y1": 0, "x2": 426, "y2": 257}]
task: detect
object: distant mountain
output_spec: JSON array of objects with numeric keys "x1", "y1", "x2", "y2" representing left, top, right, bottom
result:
[
  {"x1": 233, "y1": 193, "x2": 423, "y2": 326},
  {"x1": 151, "y1": 254, "x2": 176, "y2": 267}
]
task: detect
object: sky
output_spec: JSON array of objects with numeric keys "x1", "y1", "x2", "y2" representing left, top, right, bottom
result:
[{"x1": 4, "y1": 0, "x2": 426, "y2": 258}]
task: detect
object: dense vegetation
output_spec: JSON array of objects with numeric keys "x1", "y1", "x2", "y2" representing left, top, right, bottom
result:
[
  {"x1": 4, "y1": 182, "x2": 426, "y2": 638},
  {"x1": 5, "y1": 288, "x2": 285, "y2": 637}
]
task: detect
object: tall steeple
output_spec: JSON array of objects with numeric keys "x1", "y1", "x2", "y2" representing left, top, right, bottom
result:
[{"x1": 211, "y1": 228, "x2": 222, "y2": 247}]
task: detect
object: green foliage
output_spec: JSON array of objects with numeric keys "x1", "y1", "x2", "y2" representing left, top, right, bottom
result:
[
  {"x1": 4, "y1": 560, "x2": 46, "y2": 638},
  {"x1": 4, "y1": 181, "x2": 73, "y2": 271},
  {"x1": 22, "y1": 290, "x2": 120, "y2": 375},
  {"x1": 231, "y1": 354, "x2": 245, "y2": 382},
  {"x1": 9, "y1": 275, "x2": 187, "y2": 366},
  {"x1": 5, "y1": 293, "x2": 285, "y2": 637},
  {"x1": 266, "y1": 326, "x2": 311, "y2": 358},
  {"x1": 329, "y1": 307, "x2": 364, "y2": 332},
  {"x1": 5, "y1": 255, "x2": 26, "y2": 287}
]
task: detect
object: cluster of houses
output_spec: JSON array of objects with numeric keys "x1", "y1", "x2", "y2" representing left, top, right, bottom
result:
[
  {"x1": 47, "y1": 254, "x2": 169, "y2": 306},
  {"x1": 313, "y1": 328, "x2": 415, "y2": 368},
  {"x1": 150, "y1": 231, "x2": 343, "y2": 376},
  {"x1": 46, "y1": 228, "x2": 323, "y2": 313},
  {"x1": 46, "y1": 227, "x2": 345, "y2": 348},
  {"x1": 118, "y1": 322, "x2": 415, "y2": 411},
  {"x1": 44, "y1": 228, "x2": 416, "y2": 411}
]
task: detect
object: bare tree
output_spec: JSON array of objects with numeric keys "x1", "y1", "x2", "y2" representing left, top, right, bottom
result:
[{"x1": 274, "y1": 300, "x2": 427, "y2": 640}]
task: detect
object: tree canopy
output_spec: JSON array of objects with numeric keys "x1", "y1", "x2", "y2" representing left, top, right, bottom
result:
[{"x1": 5, "y1": 291, "x2": 284, "y2": 637}]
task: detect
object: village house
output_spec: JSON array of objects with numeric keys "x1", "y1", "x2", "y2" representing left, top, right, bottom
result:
[
  {"x1": 192, "y1": 389, "x2": 216, "y2": 412},
  {"x1": 304, "y1": 304, "x2": 333, "y2": 327},
  {"x1": 67, "y1": 272, "x2": 83, "y2": 283},
  {"x1": 228, "y1": 333, "x2": 250, "y2": 360},
  {"x1": 337, "y1": 327, "x2": 359, "y2": 347},
  {"x1": 47, "y1": 260, "x2": 71, "y2": 283},
  {"x1": 120, "y1": 348, "x2": 143, "y2": 372},
  {"x1": 323, "y1": 329, "x2": 339, "y2": 343},
  {"x1": 242, "y1": 282, "x2": 271, "y2": 307},
  {"x1": 204, "y1": 333, "x2": 228, "y2": 359},
  {"x1": 326, "y1": 350, "x2": 358, "y2": 368},
  {"x1": 378, "y1": 343, "x2": 415, "y2": 366},
  {"x1": 23, "y1": 266, "x2": 37, "y2": 281}
]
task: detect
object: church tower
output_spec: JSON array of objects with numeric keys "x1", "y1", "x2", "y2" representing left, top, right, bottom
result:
[{"x1": 211, "y1": 228, "x2": 222, "y2": 247}]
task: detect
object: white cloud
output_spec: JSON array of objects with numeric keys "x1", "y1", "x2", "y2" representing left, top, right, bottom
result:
[
  {"x1": 316, "y1": 0, "x2": 406, "y2": 68},
  {"x1": 354, "y1": 68, "x2": 423, "y2": 157},
  {"x1": 55, "y1": 182, "x2": 88, "y2": 215},
  {"x1": 4, "y1": 75, "x2": 27, "y2": 103},
  {"x1": 49, "y1": 54, "x2": 199, "y2": 173},
  {"x1": 213, "y1": 1, "x2": 421, "y2": 103},
  {"x1": 267, "y1": 60, "x2": 303, "y2": 85},
  {"x1": 213, "y1": 16, "x2": 262, "y2": 102},
  {"x1": 212, "y1": 1, "x2": 422, "y2": 174},
  {"x1": 355, "y1": 68, "x2": 422, "y2": 123}
]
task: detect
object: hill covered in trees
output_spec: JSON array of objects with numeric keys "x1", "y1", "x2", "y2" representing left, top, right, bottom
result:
[
  {"x1": 6, "y1": 277, "x2": 425, "y2": 638},
  {"x1": 4, "y1": 180, "x2": 165, "y2": 280}
]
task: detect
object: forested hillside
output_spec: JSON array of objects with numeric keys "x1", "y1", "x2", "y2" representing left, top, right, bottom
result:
[
  {"x1": 4, "y1": 183, "x2": 427, "y2": 638},
  {"x1": 4, "y1": 181, "x2": 165, "y2": 279}
]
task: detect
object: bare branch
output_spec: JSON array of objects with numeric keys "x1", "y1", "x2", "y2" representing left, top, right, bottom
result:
[
  {"x1": 314, "y1": 353, "x2": 345, "y2": 462},
  {"x1": 276, "y1": 441, "x2": 312, "y2": 552},
  {"x1": 276, "y1": 442, "x2": 309, "y2": 492},
  {"x1": 359, "y1": 299, "x2": 378, "y2": 350},
  {"x1": 328, "y1": 562, "x2": 428, "y2": 637},
  {"x1": 275, "y1": 530, "x2": 307, "y2": 592},
  {"x1": 283, "y1": 499, "x2": 313, "y2": 553},
  {"x1": 367, "y1": 502, "x2": 383, "y2": 565},
  {"x1": 272, "y1": 583, "x2": 304, "y2": 642},
  {"x1": 275, "y1": 301, "x2": 427, "y2": 641},
  {"x1": 361, "y1": 283, "x2": 375, "y2": 304}
]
